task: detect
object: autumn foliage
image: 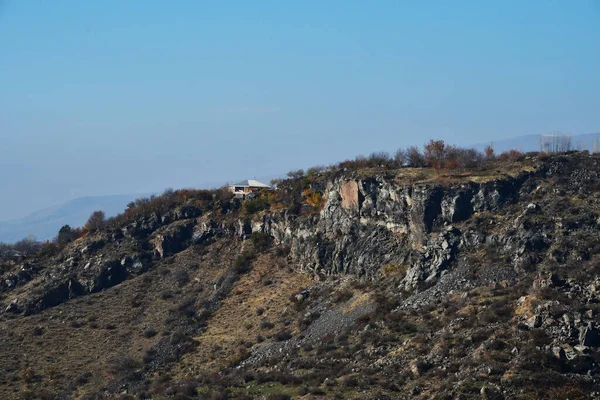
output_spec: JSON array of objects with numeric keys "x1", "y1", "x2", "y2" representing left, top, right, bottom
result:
[
  {"x1": 424, "y1": 140, "x2": 446, "y2": 173},
  {"x1": 85, "y1": 210, "x2": 106, "y2": 232},
  {"x1": 302, "y1": 189, "x2": 325, "y2": 212}
]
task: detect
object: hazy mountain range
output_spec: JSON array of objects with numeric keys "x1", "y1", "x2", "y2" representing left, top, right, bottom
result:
[{"x1": 0, "y1": 195, "x2": 143, "y2": 243}]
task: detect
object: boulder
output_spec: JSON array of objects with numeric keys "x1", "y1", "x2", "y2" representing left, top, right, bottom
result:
[{"x1": 526, "y1": 314, "x2": 542, "y2": 329}]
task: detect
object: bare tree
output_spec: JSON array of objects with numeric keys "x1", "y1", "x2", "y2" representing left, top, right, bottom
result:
[
  {"x1": 484, "y1": 144, "x2": 495, "y2": 160},
  {"x1": 556, "y1": 135, "x2": 572, "y2": 152},
  {"x1": 406, "y1": 146, "x2": 426, "y2": 167},
  {"x1": 86, "y1": 210, "x2": 106, "y2": 232},
  {"x1": 393, "y1": 148, "x2": 407, "y2": 167},
  {"x1": 286, "y1": 169, "x2": 305, "y2": 179},
  {"x1": 540, "y1": 133, "x2": 572, "y2": 153},
  {"x1": 424, "y1": 139, "x2": 446, "y2": 173},
  {"x1": 3, "y1": 235, "x2": 42, "y2": 257},
  {"x1": 367, "y1": 151, "x2": 391, "y2": 167}
]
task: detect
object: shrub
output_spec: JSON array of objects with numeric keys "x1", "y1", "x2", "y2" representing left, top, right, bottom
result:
[
  {"x1": 266, "y1": 395, "x2": 291, "y2": 400},
  {"x1": 302, "y1": 188, "x2": 325, "y2": 212},
  {"x1": 332, "y1": 289, "x2": 353, "y2": 303},
  {"x1": 143, "y1": 328, "x2": 158, "y2": 338},
  {"x1": 249, "y1": 232, "x2": 272, "y2": 252},
  {"x1": 172, "y1": 269, "x2": 190, "y2": 287},
  {"x1": 424, "y1": 139, "x2": 446, "y2": 172},
  {"x1": 108, "y1": 355, "x2": 142, "y2": 381},
  {"x1": 445, "y1": 146, "x2": 484, "y2": 173},
  {"x1": 275, "y1": 245, "x2": 291, "y2": 258},
  {"x1": 20, "y1": 367, "x2": 35, "y2": 383},
  {"x1": 56, "y1": 225, "x2": 84, "y2": 245},
  {"x1": 306, "y1": 166, "x2": 326, "y2": 178},
  {"x1": 70, "y1": 320, "x2": 84, "y2": 328},
  {"x1": 341, "y1": 374, "x2": 359, "y2": 387},
  {"x1": 159, "y1": 291, "x2": 172, "y2": 300},
  {"x1": 73, "y1": 371, "x2": 92, "y2": 387},
  {"x1": 287, "y1": 169, "x2": 305, "y2": 179},
  {"x1": 274, "y1": 329, "x2": 292, "y2": 341},
  {"x1": 367, "y1": 151, "x2": 392, "y2": 167},
  {"x1": 393, "y1": 148, "x2": 407, "y2": 166},
  {"x1": 85, "y1": 210, "x2": 106, "y2": 232},
  {"x1": 0, "y1": 235, "x2": 42, "y2": 258},
  {"x1": 260, "y1": 319, "x2": 274, "y2": 330},
  {"x1": 406, "y1": 146, "x2": 427, "y2": 167},
  {"x1": 176, "y1": 297, "x2": 197, "y2": 318},
  {"x1": 498, "y1": 148, "x2": 522, "y2": 161},
  {"x1": 229, "y1": 347, "x2": 251, "y2": 366},
  {"x1": 381, "y1": 263, "x2": 408, "y2": 280},
  {"x1": 108, "y1": 188, "x2": 214, "y2": 229},
  {"x1": 233, "y1": 252, "x2": 255, "y2": 274},
  {"x1": 243, "y1": 196, "x2": 269, "y2": 215}
]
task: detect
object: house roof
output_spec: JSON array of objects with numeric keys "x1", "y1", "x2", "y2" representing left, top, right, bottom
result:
[{"x1": 230, "y1": 179, "x2": 270, "y2": 188}]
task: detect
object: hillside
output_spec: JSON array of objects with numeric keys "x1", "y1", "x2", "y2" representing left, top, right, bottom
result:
[
  {"x1": 0, "y1": 195, "x2": 145, "y2": 244},
  {"x1": 1, "y1": 151, "x2": 600, "y2": 399}
]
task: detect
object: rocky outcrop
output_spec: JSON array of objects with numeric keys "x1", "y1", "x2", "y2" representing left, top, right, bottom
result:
[
  {"x1": 81, "y1": 260, "x2": 128, "y2": 293},
  {"x1": 257, "y1": 172, "x2": 531, "y2": 288},
  {"x1": 22, "y1": 278, "x2": 84, "y2": 316},
  {"x1": 151, "y1": 220, "x2": 196, "y2": 258},
  {"x1": 0, "y1": 262, "x2": 40, "y2": 292}
]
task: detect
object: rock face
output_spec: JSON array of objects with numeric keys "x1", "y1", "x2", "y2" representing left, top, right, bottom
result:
[
  {"x1": 339, "y1": 180, "x2": 360, "y2": 211},
  {"x1": 151, "y1": 220, "x2": 195, "y2": 258},
  {"x1": 256, "y1": 172, "x2": 531, "y2": 290}
]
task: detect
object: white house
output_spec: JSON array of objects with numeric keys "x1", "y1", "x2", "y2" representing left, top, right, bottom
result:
[{"x1": 228, "y1": 179, "x2": 270, "y2": 197}]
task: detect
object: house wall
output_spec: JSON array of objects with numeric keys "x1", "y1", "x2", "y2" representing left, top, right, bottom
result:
[{"x1": 229, "y1": 186, "x2": 267, "y2": 196}]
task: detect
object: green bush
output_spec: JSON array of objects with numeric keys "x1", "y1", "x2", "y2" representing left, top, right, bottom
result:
[
  {"x1": 233, "y1": 251, "x2": 255, "y2": 274},
  {"x1": 249, "y1": 232, "x2": 272, "y2": 252},
  {"x1": 243, "y1": 196, "x2": 269, "y2": 214}
]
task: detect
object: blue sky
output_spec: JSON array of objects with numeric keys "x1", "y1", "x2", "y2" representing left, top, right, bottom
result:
[{"x1": 0, "y1": 1, "x2": 599, "y2": 219}]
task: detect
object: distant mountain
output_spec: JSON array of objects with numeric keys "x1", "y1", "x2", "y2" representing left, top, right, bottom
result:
[
  {"x1": 0, "y1": 194, "x2": 145, "y2": 243},
  {"x1": 471, "y1": 133, "x2": 600, "y2": 154}
]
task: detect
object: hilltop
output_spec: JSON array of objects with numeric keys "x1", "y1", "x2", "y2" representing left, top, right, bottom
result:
[{"x1": 1, "y1": 148, "x2": 600, "y2": 399}]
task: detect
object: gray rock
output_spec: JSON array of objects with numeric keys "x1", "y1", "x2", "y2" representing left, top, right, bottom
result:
[
  {"x1": 527, "y1": 314, "x2": 542, "y2": 329},
  {"x1": 580, "y1": 323, "x2": 600, "y2": 347},
  {"x1": 552, "y1": 346, "x2": 566, "y2": 360}
]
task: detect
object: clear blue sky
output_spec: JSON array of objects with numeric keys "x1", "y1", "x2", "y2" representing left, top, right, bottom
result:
[{"x1": 1, "y1": 1, "x2": 599, "y2": 219}]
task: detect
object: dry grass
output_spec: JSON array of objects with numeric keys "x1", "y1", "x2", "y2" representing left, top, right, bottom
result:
[
  {"x1": 174, "y1": 252, "x2": 311, "y2": 376},
  {"x1": 0, "y1": 242, "x2": 235, "y2": 398}
]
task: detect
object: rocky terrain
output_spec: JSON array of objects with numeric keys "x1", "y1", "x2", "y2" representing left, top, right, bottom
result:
[{"x1": 1, "y1": 152, "x2": 600, "y2": 399}]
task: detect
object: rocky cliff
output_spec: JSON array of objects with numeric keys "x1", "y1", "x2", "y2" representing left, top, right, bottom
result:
[{"x1": 0, "y1": 167, "x2": 531, "y2": 316}]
